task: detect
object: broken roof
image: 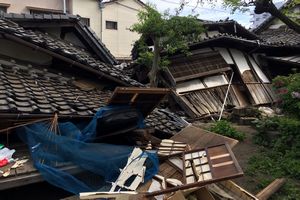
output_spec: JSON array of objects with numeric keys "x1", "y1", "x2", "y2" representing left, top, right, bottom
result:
[
  {"x1": 0, "y1": 58, "x2": 183, "y2": 134},
  {"x1": 1, "y1": 12, "x2": 117, "y2": 65},
  {"x1": 259, "y1": 25, "x2": 300, "y2": 47},
  {"x1": 0, "y1": 18, "x2": 143, "y2": 87}
]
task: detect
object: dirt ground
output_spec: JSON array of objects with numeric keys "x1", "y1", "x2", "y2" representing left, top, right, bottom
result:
[{"x1": 231, "y1": 125, "x2": 261, "y2": 194}]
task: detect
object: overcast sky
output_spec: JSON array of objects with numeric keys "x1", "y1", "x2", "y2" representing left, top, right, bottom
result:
[{"x1": 140, "y1": 0, "x2": 259, "y2": 28}]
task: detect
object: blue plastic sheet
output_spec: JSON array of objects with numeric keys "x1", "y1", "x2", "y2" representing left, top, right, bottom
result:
[{"x1": 17, "y1": 106, "x2": 158, "y2": 194}]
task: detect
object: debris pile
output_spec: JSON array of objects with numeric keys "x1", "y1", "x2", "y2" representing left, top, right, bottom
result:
[
  {"x1": 0, "y1": 144, "x2": 28, "y2": 178},
  {"x1": 0, "y1": 87, "x2": 285, "y2": 199}
]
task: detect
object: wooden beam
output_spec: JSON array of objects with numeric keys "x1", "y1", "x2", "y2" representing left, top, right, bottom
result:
[
  {"x1": 256, "y1": 178, "x2": 286, "y2": 200},
  {"x1": 174, "y1": 67, "x2": 231, "y2": 82}
]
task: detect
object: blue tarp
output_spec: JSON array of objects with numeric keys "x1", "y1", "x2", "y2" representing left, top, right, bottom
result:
[{"x1": 17, "y1": 106, "x2": 158, "y2": 194}]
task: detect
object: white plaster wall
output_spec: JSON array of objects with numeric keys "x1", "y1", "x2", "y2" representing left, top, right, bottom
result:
[
  {"x1": 0, "y1": 0, "x2": 64, "y2": 13},
  {"x1": 102, "y1": 0, "x2": 144, "y2": 60},
  {"x1": 72, "y1": 0, "x2": 101, "y2": 38}
]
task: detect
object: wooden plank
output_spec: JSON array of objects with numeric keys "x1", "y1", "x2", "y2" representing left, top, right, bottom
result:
[
  {"x1": 216, "y1": 180, "x2": 258, "y2": 200},
  {"x1": 107, "y1": 87, "x2": 170, "y2": 118},
  {"x1": 256, "y1": 178, "x2": 286, "y2": 200},
  {"x1": 174, "y1": 67, "x2": 231, "y2": 82},
  {"x1": 171, "y1": 126, "x2": 239, "y2": 149},
  {"x1": 147, "y1": 143, "x2": 243, "y2": 197}
]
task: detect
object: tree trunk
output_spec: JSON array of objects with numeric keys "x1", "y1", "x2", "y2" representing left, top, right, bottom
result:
[
  {"x1": 149, "y1": 38, "x2": 160, "y2": 87},
  {"x1": 255, "y1": 0, "x2": 300, "y2": 34}
]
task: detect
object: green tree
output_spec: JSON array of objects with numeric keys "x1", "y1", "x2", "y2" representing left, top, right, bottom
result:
[{"x1": 131, "y1": 6, "x2": 204, "y2": 87}]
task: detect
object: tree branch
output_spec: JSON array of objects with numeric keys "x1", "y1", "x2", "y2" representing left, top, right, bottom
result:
[{"x1": 255, "y1": 0, "x2": 300, "y2": 34}]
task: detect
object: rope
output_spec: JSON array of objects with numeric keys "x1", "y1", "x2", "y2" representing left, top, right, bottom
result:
[{"x1": 0, "y1": 117, "x2": 53, "y2": 134}]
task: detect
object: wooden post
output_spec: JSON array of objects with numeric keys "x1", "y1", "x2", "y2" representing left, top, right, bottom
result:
[{"x1": 256, "y1": 178, "x2": 286, "y2": 200}]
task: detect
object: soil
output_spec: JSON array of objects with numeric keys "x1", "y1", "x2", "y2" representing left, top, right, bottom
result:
[{"x1": 231, "y1": 125, "x2": 262, "y2": 194}]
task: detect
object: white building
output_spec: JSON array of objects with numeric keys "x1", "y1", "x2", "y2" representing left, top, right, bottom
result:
[{"x1": 0, "y1": 0, "x2": 146, "y2": 61}]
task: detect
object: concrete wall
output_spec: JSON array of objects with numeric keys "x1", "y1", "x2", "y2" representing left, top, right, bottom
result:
[
  {"x1": 0, "y1": 0, "x2": 64, "y2": 13},
  {"x1": 101, "y1": 0, "x2": 144, "y2": 60}
]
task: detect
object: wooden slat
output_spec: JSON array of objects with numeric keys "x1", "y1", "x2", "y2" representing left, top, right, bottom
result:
[
  {"x1": 148, "y1": 143, "x2": 243, "y2": 197},
  {"x1": 107, "y1": 87, "x2": 170, "y2": 117},
  {"x1": 174, "y1": 67, "x2": 231, "y2": 82}
]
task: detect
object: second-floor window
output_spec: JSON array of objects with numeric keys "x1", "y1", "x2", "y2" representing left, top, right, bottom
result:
[
  {"x1": 80, "y1": 18, "x2": 90, "y2": 27},
  {"x1": 106, "y1": 21, "x2": 118, "y2": 30}
]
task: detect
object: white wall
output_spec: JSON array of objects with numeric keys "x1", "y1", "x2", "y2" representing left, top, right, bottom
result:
[
  {"x1": 72, "y1": 0, "x2": 102, "y2": 38},
  {"x1": 101, "y1": 0, "x2": 144, "y2": 60},
  {"x1": 0, "y1": 0, "x2": 64, "y2": 13}
]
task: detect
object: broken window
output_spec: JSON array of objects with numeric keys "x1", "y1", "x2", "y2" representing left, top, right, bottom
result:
[{"x1": 106, "y1": 21, "x2": 118, "y2": 30}]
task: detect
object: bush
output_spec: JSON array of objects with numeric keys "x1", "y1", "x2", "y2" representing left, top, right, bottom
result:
[
  {"x1": 209, "y1": 120, "x2": 245, "y2": 141},
  {"x1": 273, "y1": 74, "x2": 300, "y2": 118}
]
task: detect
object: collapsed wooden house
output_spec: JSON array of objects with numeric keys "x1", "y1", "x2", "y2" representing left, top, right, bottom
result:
[
  {"x1": 161, "y1": 20, "x2": 297, "y2": 118},
  {"x1": 0, "y1": 13, "x2": 186, "y2": 190}
]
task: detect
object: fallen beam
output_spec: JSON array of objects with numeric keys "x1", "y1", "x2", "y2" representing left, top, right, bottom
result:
[{"x1": 256, "y1": 178, "x2": 286, "y2": 200}]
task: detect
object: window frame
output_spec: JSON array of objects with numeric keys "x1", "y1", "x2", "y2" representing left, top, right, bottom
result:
[{"x1": 106, "y1": 21, "x2": 118, "y2": 30}]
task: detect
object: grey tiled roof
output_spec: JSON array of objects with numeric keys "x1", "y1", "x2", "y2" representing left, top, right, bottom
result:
[
  {"x1": 0, "y1": 59, "x2": 109, "y2": 116},
  {"x1": 1, "y1": 13, "x2": 118, "y2": 65},
  {"x1": 0, "y1": 59, "x2": 183, "y2": 134},
  {"x1": 1, "y1": 12, "x2": 79, "y2": 21},
  {"x1": 0, "y1": 19, "x2": 143, "y2": 87},
  {"x1": 259, "y1": 26, "x2": 300, "y2": 46}
]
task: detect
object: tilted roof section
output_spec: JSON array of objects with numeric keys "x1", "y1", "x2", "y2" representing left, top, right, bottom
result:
[
  {"x1": 1, "y1": 12, "x2": 118, "y2": 65},
  {"x1": 0, "y1": 19, "x2": 143, "y2": 87},
  {"x1": 259, "y1": 25, "x2": 300, "y2": 47},
  {"x1": 0, "y1": 59, "x2": 183, "y2": 134}
]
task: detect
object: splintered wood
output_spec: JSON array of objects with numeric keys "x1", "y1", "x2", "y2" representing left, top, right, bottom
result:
[
  {"x1": 110, "y1": 148, "x2": 147, "y2": 192},
  {"x1": 107, "y1": 87, "x2": 170, "y2": 118},
  {"x1": 157, "y1": 139, "x2": 187, "y2": 157},
  {"x1": 183, "y1": 143, "x2": 243, "y2": 186},
  {"x1": 146, "y1": 143, "x2": 243, "y2": 197},
  {"x1": 184, "y1": 150, "x2": 211, "y2": 184}
]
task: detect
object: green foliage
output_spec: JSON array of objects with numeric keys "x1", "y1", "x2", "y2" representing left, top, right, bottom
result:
[
  {"x1": 252, "y1": 117, "x2": 280, "y2": 146},
  {"x1": 131, "y1": 5, "x2": 204, "y2": 86},
  {"x1": 273, "y1": 73, "x2": 300, "y2": 118},
  {"x1": 131, "y1": 6, "x2": 204, "y2": 53},
  {"x1": 283, "y1": 0, "x2": 300, "y2": 24},
  {"x1": 209, "y1": 120, "x2": 245, "y2": 141},
  {"x1": 249, "y1": 115, "x2": 300, "y2": 197}
]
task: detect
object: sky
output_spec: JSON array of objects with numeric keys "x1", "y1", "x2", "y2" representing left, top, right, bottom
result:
[{"x1": 141, "y1": 0, "x2": 284, "y2": 28}]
